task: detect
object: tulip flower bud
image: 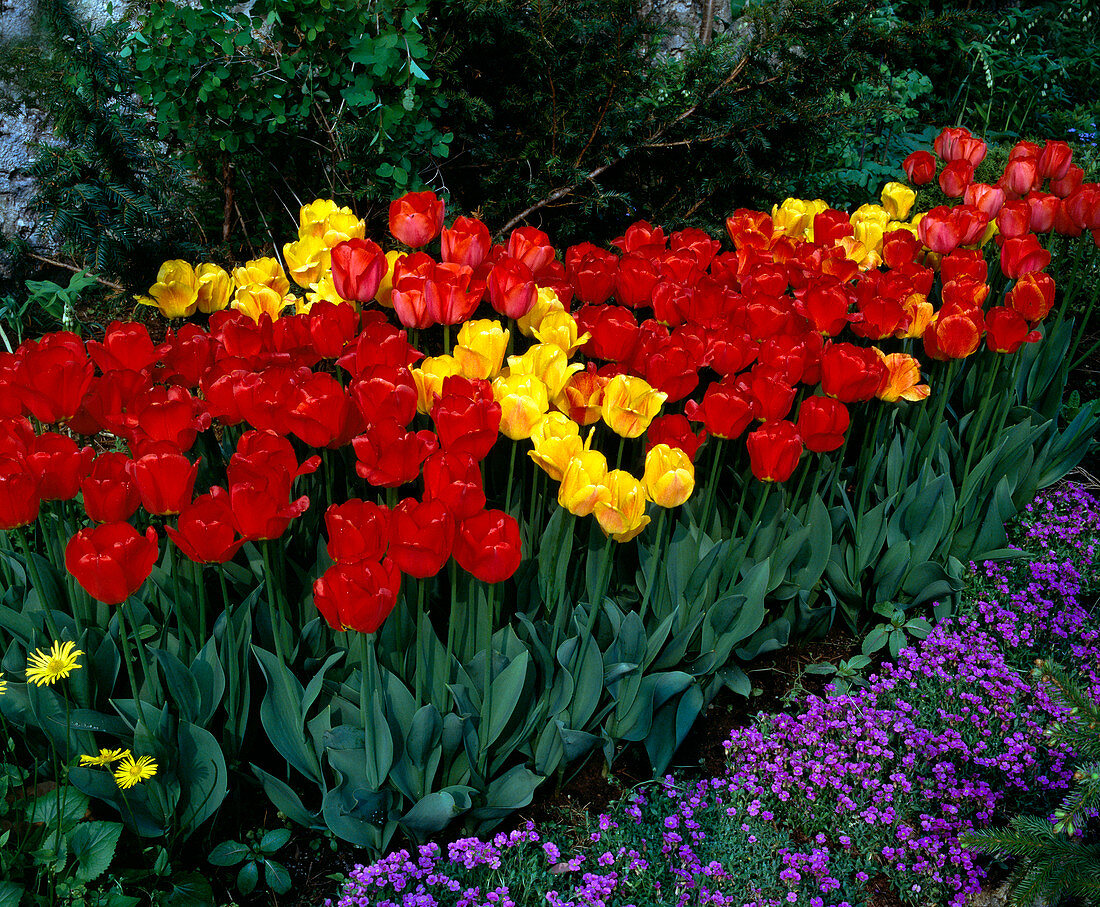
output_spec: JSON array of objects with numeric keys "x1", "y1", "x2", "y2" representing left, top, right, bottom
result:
[
  {"x1": 558, "y1": 447, "x2": 610, "y2": 517},
  {"x1": 593, "y1": 469, "x2": 650, "y2": 542},
  {"x1": 746, "y1": 420, "x2": 802, "y2": 483},
  {"x1": 389, "y1": 191, "x2": 445, "y2": 248},
  {"x1": 902, "y1": 150, "x2": 936, "y2": 186},
  {"x1": 330, "y1": 238, "x2": 387, "y2": 304},
  {"x1": 642, "y1": 444, "x2": 695, "y2": 508},
  {"x1": 600, "y1": 374, "x2": 666, "y2": 439}
]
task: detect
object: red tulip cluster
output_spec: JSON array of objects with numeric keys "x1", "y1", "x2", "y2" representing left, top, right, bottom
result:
[{"x1": 3, "y1": 125, "x2": 1090, "y2": 633}]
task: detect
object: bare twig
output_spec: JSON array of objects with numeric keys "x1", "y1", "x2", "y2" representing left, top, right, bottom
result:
[{"x1": 28, "y1": 254, "x2": 124, "y2": 292}]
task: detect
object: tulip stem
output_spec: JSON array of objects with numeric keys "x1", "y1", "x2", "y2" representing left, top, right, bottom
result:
[
  {"x1": 194, "y1": 560, "x2": 208, "y2": 650},
  {"x1": 361, "y1": 634, "x2": 379, "y2": 774},
  {"x1": 446, "y1": 559, "x2": 458, "y2": 684},
  {"x1": 961, "y1": 354, "x2": 1001, "y2": 481},
  {"x1": 701, "y1": 438, "x2": 727, "y2": 535},
  {"x1": 117, "y1": 598, "x2": 152, "y2": 730},
  {"x1": 478, "y1": 584, "x2": 495, "y2": 778},
  {"x1": 261, "y1": 543, "x2": 287, "y2": 665},
  {"x1": 443, "y1": 323, "x2": 451, "y2": 353},
  {"x1": 638, "y1": 507, "x2": 667, "y2": 624},
  {"x1": 415, "y1": 580, "x2": 426, "y2": 704},
  {"x1": 504, "y1": 441, "x2": 518, "y2": 517},
  {"x1": 14, "y1": 526, "x2": 61, "y2": 641}
]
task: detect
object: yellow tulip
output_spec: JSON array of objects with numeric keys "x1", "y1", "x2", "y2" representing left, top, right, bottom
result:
[
  {"x1": 135, "y1": 260, "x2": 200, "y2": 319},
  {"x1": 492, "y1": 373, "x2": 549, "y2": 440},
  {"x1": 852, "y1": 219, "x2": 886, "y2": 253},
  {"x1": 410, "y1": 355, "x2": 460, "y2": 413},
  {"x1": 528, "y1": 412, "x2": 583, "y2": 481},
  {"x1": 838, "y1": 236, "x2": 882, "y2": 271},
  {"x1": 851, "y1": 203, "x2": 892, "y2": 231},
  {"x1": 283, "y1": 235, "x2": 331, "y2": 288},
  {"x1": 506, "y1": 343, "x2": 582, "y2": 400},
  {"x1": 880, "y1": 182, "x2": 916, "y2": 221},
  {"x1": 232, "y1": 285, "x2": 292, "y2": 323},
  {"x1": 558, "y1": 448, "x2": 610, "y2": 517},
  {"x1": 642, "y1": 444, "x2": 695, "y2": 508},
  {"x1": 517, "y1": 286, "x2": 565, "y2": 337},
  {"x1": 875, "y1": 350, "x2": 930, "y2": 403},
  {"x1": 601, "y1": 374, "x2": 666, "y2": 439},
  {"x1": 594, "y1": 469, "x2": 651, "y2": 542},
  {"x1": 533, "y1": 309, "x2": 590, "y2": 355},
  {"x1": 772, "y1": 198, "x2": 827, "y2": 240},
  {"x1": 194, "y1": 263, "x2": 233, "y2": 314},
  {"x1": 298, "y1": 199, "x2": 341, "y2": 240},
  {"x1": 321, "y1": 209, "x2": 366, "y2": 248},
  {"x1": 375, "y1": 250, "x2": 405, "y2": 308},
  {"x1": 307, "y1": 271, "x2": 347, "y2": 307},
  {"x1": 454, "y1": 319, "x2": 509, "y2": 380},
  {"x1": 896, "y1": 294, "x2": 935, "y2": 339},
  {"x1": 233, "y1": 257, "x2": 290, "y2": 297}
]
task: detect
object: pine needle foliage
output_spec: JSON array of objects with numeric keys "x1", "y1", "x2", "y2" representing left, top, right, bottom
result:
[
  {"x1": 431, "y1": 0, "x2": 898, "y2": 245},
  {"x1": 961, "y1": 661, "x2": 1100, "y2": 907},
  {"x1": 0, "y1": 0, "x2": 204, "y2": 282}
]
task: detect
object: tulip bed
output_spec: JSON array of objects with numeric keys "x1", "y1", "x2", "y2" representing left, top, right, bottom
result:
[{"x1": 0, "y1": 127, "x2": 1098, "y2": 875}]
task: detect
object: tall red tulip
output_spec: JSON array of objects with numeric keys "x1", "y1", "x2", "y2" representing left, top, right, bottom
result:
[
  {"x1": 65, "y1": 523, "x2": 159, "y2": 604},
  {"x1": 388, "y1": 497, "x2": 455, "y2": 578},
  {"x1": 389, "y1": 191, "x2": 444, "y2": 248},
  {"x1": 454, "y1": 509, "x2": 522, "y2": 583},
  {"x1": 747, "y1": 420, "x2": 803, "y2": 483},
  {"x1": 313, "y1": 558, "x2": 402, "y2": 634},
  {"x1": 331, "y1": 238, "x2": 387, "y2": 303}
]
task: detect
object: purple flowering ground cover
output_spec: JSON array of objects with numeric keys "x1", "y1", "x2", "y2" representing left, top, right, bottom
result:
[{"x1": 325, "y1": 484, "x2": 1100, "y2": 907}]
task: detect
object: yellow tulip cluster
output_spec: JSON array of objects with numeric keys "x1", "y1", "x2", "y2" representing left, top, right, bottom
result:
[{"x1": 135, "y1": 260, "x2": 233, "y2": 319}]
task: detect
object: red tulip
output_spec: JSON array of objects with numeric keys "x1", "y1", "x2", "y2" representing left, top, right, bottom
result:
[
  {"x1": 441, "y1": 216, "x2": 492, "y2": 269},
  {"x1": 684, "y1": 378, "x2": 754, "y2": 439},
  {"x1": 645, "y1": 414, "x2": 707, "y2": 462},
  {"x1": 1024, "y1": 192, "x2": 1058, "y2": 233},
  {"x1": 313, "y1": 558, "x2": 402, "y2": 634},
  {"x1": 747, "y1": 420, "x2": 802, "y2": 483},
  {"x1": 0, "y1": 455, "x2": 40, "y2": 530},
  {"x1": 705, "y1": 328, "x2": 757, "y2": 376},
  {"x1": 613, "y1": 220, "x2": 668, "y2": 256},
  {"x1": 423, "y1": 450, "x2": 486, "y2": 521},
  {"x1": 431, "y1": 376, "x2": 502, "y2": 460},
  {"x1": 158, "y1": 323, "x2": 215, "y2": 388},
  {"x1": 388, "y1": 497, "x2": 455, "y2": 578},
  {"x1": 985, "y1": 307, "x2": 1040, "y2": 354},
  {"x1": 129, "y1": 385, "x2": 211, "y2": 454},
  {"x1": 284, "y1": 372, "x2": 361, "y2": 448},
  {"x1": 390, "y1": 252, "x2": 436, "y2": 329},
  {"x1": 962, "y1": 182, "x2": 1005, "y2": 217},
  {"x1": 565, "y1": 243, "x2": 618, "y2": 305},
  {"x1": 81, "y1": 452, "x2": 140, "y2": 524},
  {"x1": 796, "y1": 397, "x2": 849, "y2": 453},
  {"x1": 725, "y1": 209, "x2": 774, "y2": 248},
  {"x1": 331, "y1": 238, "x2": 387, "y2": 303},
  {"x1": 425, "y1": 261, "x2": 482, "y2": 326},
  {"x1": 324, "y1": 499, "x2": 391, "y2": 563},
  {"x1": 995, "y1": 200, "x2": 1032, "y2": 239},
  {"x1": 65, "y1": 522, "x2": 159, "y2": 605},
  {"x1": 13, "y1": 332, "x2": 94, "y2": 424},
  {"x1": 933, "y1": 127, "x2": 974, "y2": 162},
  {"x1": 165, "y1": 487, "x2": 246, "y2": 564},
  {"x1": 352, "y1": 419, "x2": 437, "y2": 488},
  {"x1": 747, "y1": 365, "x2": 796, "y2": 422},
  {"x1": 87, "y1": 322, "x2": 160, "y2": 374},
  {"x1": 938, "y1": 159, "x2": 974, "y2": 198},
  {"x1": 454, "y1": 509, "x2": 522, "y2": 583},
  {"x1": 350, "y1": 365, "x2": 419, "y2": 428},
  {"x1": 1050, "y1": 164, "x2": 1083, "y2": 199},
  {"x1": 127, "y1": 446, "x2": 199, "y2": 516},
  {"x1": 801, "y1": 282, "x2": 851, "y2": 336},
  {"x1": 28, "y1": 433, "x2": 94, "y2": 502},
  {"x1": 506, "y1": 226, "x2": 556, "y2": 276},
  {"x1": 615, "y1": 254, "x2": 660, "y2": 308},
  {"x1": 1006, "y1": 272, "x2": 1056, "y2": 323},
  {"x1": 389, "y1": 191, "x2": 445, "y2": 248},
  {"x1": 881, "y1": 230, "x2": 922, "y2": 269},
  {"x1": 336, "y1": 314, "x2": 420, "y2": 377},
  {"x1": 576, "y1": 304, "x2": 640, "y2": 362},
  {"x1": 902, "y1": 150, "x2": 936, "y2": 186},
  {"x1": 488, "y1": 256, "x2": 537, "y2": 320},
  {"x1": 1001, "y1": 156, "x2": 1040, "y2": 197},
  {"x1": 1037, "y1": 140, "x2": 1073, "y2": 181},
  {"x1": 999, "y1": 235, "x2": 1051, "y2": 279},
  {"x1": 924, "y1": 304, "x2": 984, "y2": 360},
  {"x1": 940, "y1": 250, "x2": 988, "y2": 285},
  {"x1": 820, "y1": 343, "x2": 887, "y2": 403},
  {"x1": 1064, "y1": 184, "x2": 1100, "y2": 230}
]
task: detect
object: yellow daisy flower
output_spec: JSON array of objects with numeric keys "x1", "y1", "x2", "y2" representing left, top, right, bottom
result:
[
  {"x1": 25, "y1": 641, "x2": 84, "y2": 687},
  {"x1": 79, "y1": 748, "x2": 131, "y2": 767},
  {"x1": 0, "y1": 673, "x2": 6, "y2": 695},
  {"x1": 114, "y1": 754, "x2": 158, "y2": 790}
]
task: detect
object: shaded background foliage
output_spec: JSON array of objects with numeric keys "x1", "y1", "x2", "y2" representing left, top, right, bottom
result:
[{"x1": 1, "y1": 0, "x2": 1098, "y2": 295}]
